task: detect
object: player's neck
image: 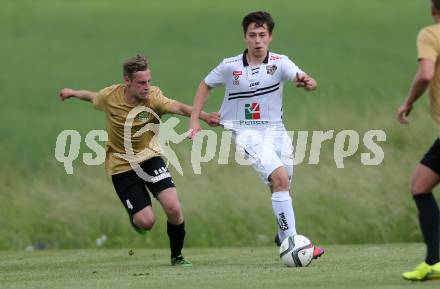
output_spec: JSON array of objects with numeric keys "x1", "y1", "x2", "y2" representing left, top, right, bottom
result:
[
  {"x1": 246, "y1": 51, "x2": 267, "y2": 66},
  {"x1": 123, "y1": 87, "x2": 141, "y2": 106}
]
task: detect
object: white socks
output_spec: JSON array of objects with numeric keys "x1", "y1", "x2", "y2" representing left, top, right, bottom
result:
[{"x1": 271, "y1": 191, "x2": 297, "y2": 242}]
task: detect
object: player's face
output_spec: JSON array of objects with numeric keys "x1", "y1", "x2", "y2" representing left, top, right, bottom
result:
[
  {"x1": 125, "y1": 70, "x2": 151, "y2": 100},
  {"x1": 245, "y1": 23, "x2": 272, "y2": 58}
]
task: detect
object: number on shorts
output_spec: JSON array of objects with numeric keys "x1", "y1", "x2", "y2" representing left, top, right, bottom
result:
[{"x1": 126, "y1": 199, "x2": 133, "y2": 210}]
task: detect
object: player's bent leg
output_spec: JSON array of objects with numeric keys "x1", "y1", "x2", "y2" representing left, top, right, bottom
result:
[{"x1": 111, "y1": 170, "x2": 155, "y2": 235}]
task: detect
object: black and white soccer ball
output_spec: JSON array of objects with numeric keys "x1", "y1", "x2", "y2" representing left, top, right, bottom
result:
[{"x1": 279, "y1": 235, "x2": 314, "y2": 267}]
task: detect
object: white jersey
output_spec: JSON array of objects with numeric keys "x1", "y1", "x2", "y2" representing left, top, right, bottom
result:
[{"x1": 204, "y1": 50, "x2": 303, "y2": 130}]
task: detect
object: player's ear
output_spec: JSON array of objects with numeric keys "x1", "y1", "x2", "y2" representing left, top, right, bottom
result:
[
  {"x1": 432, "y1": 2, "x2": 438, "y2": 16},
  {"x1": 124, "y1": 75, "x2": 131, "y2": 85}
]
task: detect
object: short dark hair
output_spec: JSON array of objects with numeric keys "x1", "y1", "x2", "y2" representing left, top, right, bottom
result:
[
  {"x1": 434, "y1": 0, "x2": 440, "y2": 10},
  {"x1": 241, "y1": 11, "x2": 275, "y2": 34},
  {"x1": 123, "y1": 54, "x2": 148, "y2": 79}
]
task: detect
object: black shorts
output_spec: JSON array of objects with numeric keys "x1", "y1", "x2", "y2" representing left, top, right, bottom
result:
[
  {"x1": 420, "y1": 138, "x2": 440, "y2": 175},
  {"x1": 111, "y1": 157, "x2": 175, "y2": 215}
]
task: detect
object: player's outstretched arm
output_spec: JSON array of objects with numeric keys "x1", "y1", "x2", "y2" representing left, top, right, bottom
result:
[
  {"x1": 189, "y1": 81, "x2": 213, "y2": 139},
  {"x1": 294, "y1": 73, "x2": 317, "y2": 91},
  {"x1": 59, "y1": 88, "x2": 97, "y2": 102},
  {"x1": 397, "y1": 58, "x2": 434, "y2": 124},
  {"x1": 169, "y1": 101, "x2": 220, "y2": 127}
]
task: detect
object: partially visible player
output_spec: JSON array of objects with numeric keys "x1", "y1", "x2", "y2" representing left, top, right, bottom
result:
[
  {"x1": 397, "y1": 0, "x2": 440, "y2": 281},
  {"x1": 189, "y1": 11, "x2": 324, "y2": 259},
  {"x1": 59, "y1": 54, "x2": 219, "y2": 267}
]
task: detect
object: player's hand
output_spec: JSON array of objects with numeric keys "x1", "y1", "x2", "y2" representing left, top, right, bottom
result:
[
  {"x1": 205, "y1": 112, "x2": 220, "y2": 127},
  {"x1": 188, "y1": 119, "x2": 201, "y2": 140},
  {"x1": 295, "y1": 73, "x2": 317, "y2": 91},
  {"x1": 59, "y1": 88, "x2": 75, "y2": 101},
  {"x1": 397, "y1": 101, "x2": 413, "y2": 124}
]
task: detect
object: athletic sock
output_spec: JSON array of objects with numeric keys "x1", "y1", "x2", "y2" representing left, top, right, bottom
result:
[
  {"x1": 413, "y1": 193, "x2": 440, "y2": 265},
  {"x1": 277, "y1": 230, "x2": 284, "y2": 244},
  {"x1": 271, "y1": 191, "x2": 297, "y2": 241},
  {"x1": 167, "y1": 221, "x2": 186, "y2": 259}
]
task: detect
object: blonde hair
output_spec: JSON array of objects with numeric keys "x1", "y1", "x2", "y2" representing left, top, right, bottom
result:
[{"x1": 123, "y1": 54, "x2": 148, "y2": 79}]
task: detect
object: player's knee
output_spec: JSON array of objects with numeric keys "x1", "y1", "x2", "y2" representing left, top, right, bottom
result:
[
  {"x1": 269, "y1": 167, "x2": 290, "y2": 191},
  {"x1": 133, "y1": 216, "x2": 155, "y2": 230},
  {"x1": 410, "y1": 180, "x2": 431, "y2": 195},
  {"x1": 410, "y1": 183, "x2": 418, "y2": 195},
  {"x1": 270, "y1": 175, "x2": 290, "y2": 191},
  {"x1": 165, "y1": 205, "x2": 183, "y2": 223}
]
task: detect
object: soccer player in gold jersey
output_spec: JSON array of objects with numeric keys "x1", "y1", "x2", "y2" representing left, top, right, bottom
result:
[
  {"x1": 59, "y1": 54, "x2": 219, "y2": 266},
  {"x1": 397, "y1": 0, "x2": 440, "y2": 281}
]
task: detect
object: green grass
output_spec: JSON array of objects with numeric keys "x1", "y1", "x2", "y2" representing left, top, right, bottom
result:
[
  {"x1": 0, "y1": 0, "x2": 439, "y2": 249},
  {"x1": 1, "y1": 244, "x2": 439, "y2": 289}
]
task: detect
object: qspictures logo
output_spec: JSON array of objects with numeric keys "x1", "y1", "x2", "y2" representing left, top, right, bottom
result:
[{"x1": 54, "y1": 107, "x2": 388, "y2": 180}]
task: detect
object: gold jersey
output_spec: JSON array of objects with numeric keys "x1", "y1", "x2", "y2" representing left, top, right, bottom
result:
[
  {"x1": 418, "y1": 24, "x2": 440, "y2": 136},
  {"x1": 93, "y1": 84, "x2": 175, "y2": 175}
]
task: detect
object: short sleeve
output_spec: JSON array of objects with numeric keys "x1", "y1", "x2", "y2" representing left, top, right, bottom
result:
[
  {"x1": 150, "y1": 88, "x2": 176, "y2": 116},
  {"x1": 204, "y1": 60, "x2": 226, "y2": 87},
  {"x1": 417, "y1": 28, "x2": 439, "y2": 62},
  {"x1": 93, "y1": 86, "x2": 115, "y2": 111},
  {"x1": 280, "y1": 57, "x2": 304, "y2": 82}
]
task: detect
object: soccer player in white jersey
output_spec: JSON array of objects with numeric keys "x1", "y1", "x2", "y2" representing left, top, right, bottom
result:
[{"x1": 189, "y1": 11, "x2": 324, "y2": 259}]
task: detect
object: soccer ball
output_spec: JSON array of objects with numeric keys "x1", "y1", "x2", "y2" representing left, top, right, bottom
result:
[{"x1": 279, "y1": 235, "x2": 314, "y2": 267}]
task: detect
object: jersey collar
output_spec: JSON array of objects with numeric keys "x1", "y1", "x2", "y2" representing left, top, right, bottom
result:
[{"x1": 242, "y1": 49, "x2": 269, "y2": 66}]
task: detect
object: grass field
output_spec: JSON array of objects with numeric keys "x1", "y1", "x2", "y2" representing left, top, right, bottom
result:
[
  {"x1": 4, "y1": 1, "x2": 440, "y2": 287},
  {"x1": 1, "y1": 244, "x2": 439, "y2": 289},
  {"x1": 1, "y1": 0, "x2": 439, "y2": 250}
]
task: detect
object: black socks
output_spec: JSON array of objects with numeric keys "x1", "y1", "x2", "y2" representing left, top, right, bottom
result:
[
  {"x1": 413, "y1": 193, "x2": 440, "y2": 265},
  {"x1": 167, "y1": 221, "x2": 186, "y2": 259}
]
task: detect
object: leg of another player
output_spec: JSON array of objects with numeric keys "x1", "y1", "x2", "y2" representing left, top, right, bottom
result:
[
  {"x1": 270, "y1": 166, "x2": 297, "y2": 241},
  {"x1": 410, "y1": 164, "x2": 440, "y2": 266},
  {"x1": 157, "y1": 188, "x2": 191, "y2": 266}
]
